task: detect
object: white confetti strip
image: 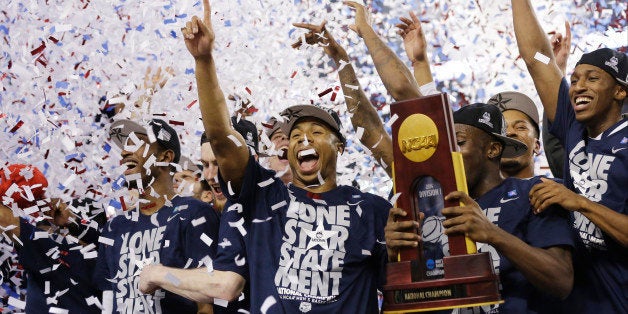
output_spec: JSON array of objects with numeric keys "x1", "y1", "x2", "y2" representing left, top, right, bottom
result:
[
  {"x1": 389, "y1": 192, "x2": 402, "y2": 206},
  {"x1": 200, "y1": 233, "x2": 214, "y2": 247},
  {"x1": 271, "y1": 200, "x2": 287, "y2": 211},
  {"x1": 228, "y1": 134, "x2": 243, "y2": 147},
  {"x1": 260, "y1": 296, "x2": 277, "y2": 314},
  {"x1": 228, "y1": 218, "x2": 247, "y2": 236},
  {"x1": 8, "y1": 296, "x2": 26, "y2": 309},
  {"x1": 214, "y1": 298, "x2": 229, "y2": 308},
  {"x1": 192, "y1": 216, "x2": 207, "y2": 226},
  {"x1": 534, "y1": 51, "x2": 551, "y2": 65},
  {"x1": 257, "y1": 177, "x2": 274, "y2": 187},
  {"x1": 165, "y1": 272, "x2": 181, "y2": 286},
  {"x1": 98, "y1": 236, "x2": 115, "y2": 246}
]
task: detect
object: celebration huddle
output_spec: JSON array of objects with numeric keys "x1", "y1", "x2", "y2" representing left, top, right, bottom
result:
[{"x1": 1, "y1": 0, "x2": 626, "y2": 313}]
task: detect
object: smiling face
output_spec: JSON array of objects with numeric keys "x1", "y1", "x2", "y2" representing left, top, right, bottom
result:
[
  {"x1": 569, "y1": 64, "x2": 626, "y2": 135},
  {"x1": 120, "y1": 133, "x2": 172, "y2": 190},
  {"x1": 288, "y1": 118, "x2": 342, "y2": 191},
  {"x1": 500, "y1": 109, "x2": 539, "y2": 178},
  {"x1": 267, "y1": 129, "x2": 292, "y2": 184}
]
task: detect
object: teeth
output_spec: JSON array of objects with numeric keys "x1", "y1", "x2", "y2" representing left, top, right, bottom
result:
[
  {"x1": 124, "y1": 161, "x2": 138, "y2": 168},
  {"x1": 298, "y1": 149, "x2": 317, "y2": 158},
  {"x1": 575, "y1": 96, "x2": 591, "y2": 105}
]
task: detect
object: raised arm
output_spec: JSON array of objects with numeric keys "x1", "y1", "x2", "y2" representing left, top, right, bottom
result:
[
  {"x1": 182, "y1": 0, "x2": 249, "y2": 191},
  {"x1": 511, "y1": 0, "x2": 564, "y2": 122},
  {"x1": 345, "y1": 1, "x2": 421, "y2": 101},
  {"x1": 396, "y1": 12, "x2": 434, "y2": 90},
  {"x1": 292, "y1": 21, "x2": 394, "y2": 177},
  {"x1": 550, "y1": 21, "x2": 572, "y2": 78}
]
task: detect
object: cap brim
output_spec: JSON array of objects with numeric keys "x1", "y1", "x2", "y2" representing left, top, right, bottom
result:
[
  {"x1": 109, "y1": 120, "x2": 149, "y2": 149},
  {"x1": 493, "y1": 133, "x2": 528, "y2": 158}
]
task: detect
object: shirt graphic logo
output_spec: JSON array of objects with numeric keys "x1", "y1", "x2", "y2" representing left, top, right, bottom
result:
[
  {"x1": 499, "y1": 196, "x2": 519, "y2": 204},
  {"x1": 611, "y1": 146, "x2": 627, "y2": 154},
  {"x1": 275, "y1": 197, "x2": 350, "y2": 304}
]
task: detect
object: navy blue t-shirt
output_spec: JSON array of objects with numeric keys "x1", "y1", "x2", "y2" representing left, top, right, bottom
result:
[
  {"x1": 16, "y1": 218, "x2": 101, "y2": 313},
  {"x1": 216, "y1": 156, "x2": 390, "y2": 313},
  {"x1": 94, "y1": 196, "x2": 220, "y2": 313},
  {"x1": 549, "y1": 78, "x2": 628, "y2": 313},
  {"x1": 453, "y1": 176, "x2": 574, "y2": 314}
]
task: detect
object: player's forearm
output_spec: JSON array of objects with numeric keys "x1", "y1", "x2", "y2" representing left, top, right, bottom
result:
[
  {"x1": 412, "y1": 60, "x2": 433, "y2": 88},
  {"x1": 490, "y1": 228, "x2": 573, "y2": 299},
  {"x1": 335, "y1": 61, "x2": 394, "y2": 177},
  {"x1": 0, "y1": 205, "x2": 20, "y2": 238},
  {"x1": 361, "y1": 27, "x2": 420, "y2": 101},
  {"x1": 195, "y1": 57, "x2": 249, "y2": 187},
  {"x1": 149, "y1": 266, "x2": 244, "y2": 303},
  {"x1": 578, "y1": 197, "x2": 628, "y2": 247},
  {"x1": 511, "y1": 0, "x2": 553, "y2": 69}
]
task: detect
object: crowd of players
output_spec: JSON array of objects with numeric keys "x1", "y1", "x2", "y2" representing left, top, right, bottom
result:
[{"x1": 1, "y1": 0, "x2": 626, "y2": 313}]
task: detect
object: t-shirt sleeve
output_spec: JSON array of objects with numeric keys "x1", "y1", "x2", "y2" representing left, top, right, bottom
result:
[
  {"x1": 183, "y1": 202, "x2": 221, "y2": 265},
  {"x1": 213, "y1": 208, "x2": 248, "y2": 278},
  {"x1": 548, "y1": 78, "x2": 574, "y2": 146},
  {"x1": 526, "y1": 179, "x2": 575, "y2": 249}
]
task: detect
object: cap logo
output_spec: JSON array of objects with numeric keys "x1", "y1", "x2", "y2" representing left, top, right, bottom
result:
[
  {"x1": 488, "y1": 93, "x2": 512, "y2": 111},
  {"x1": 605, "y1": 56, "x2": 619, "y2": 73},
  {"x1": 109, "y1": 127, "x2": 127, "y2": 142},
  {"x1": 478, "y1": 112, "x2": 493, "y2": 128}
]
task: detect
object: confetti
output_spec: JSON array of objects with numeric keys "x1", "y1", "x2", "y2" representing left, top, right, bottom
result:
[
  {"x1": 257, "y1": 178, "x2": 274, "y2": 187},
  {"x1": 200, "y1": 233, "x2": 214, "y2": 247},
  {"x1": 534, "y1": 51, "x2": 551, "y2": 65},
  {"x1": 98, "y1": 236, "x2": 115, "y2": 246},
  {"x1": 260, "y1": 296, "x2": 277, "y2": 314},
  {"x1": 165, "y1": 272, "x2": 181, "y2": 286},
  {"x1": 191, "y1": 216, "x2": 207, "y2": 226}
]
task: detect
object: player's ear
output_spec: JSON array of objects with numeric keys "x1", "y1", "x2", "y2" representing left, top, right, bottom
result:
[{"x1": 487, "y1": 141, "x2": 503, "y2": 160}]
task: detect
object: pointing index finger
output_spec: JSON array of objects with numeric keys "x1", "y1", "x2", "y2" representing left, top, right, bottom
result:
[{"x1": 203, "y1": 0, "x2": 211, "y2": 25}]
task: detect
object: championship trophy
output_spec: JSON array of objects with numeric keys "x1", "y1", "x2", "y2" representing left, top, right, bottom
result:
[{"x1": 382, "y1": 94, "x2": 502, "y2": 312}]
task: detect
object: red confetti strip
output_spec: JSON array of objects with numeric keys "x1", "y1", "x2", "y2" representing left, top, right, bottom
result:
[
  {"x1": 169, "y1": 120, "x2": 184, "y2": 126},
  {"x1": 120, "y1": 196, "x2": 127, "y2": 211},
  {"x1": 48, "y1": 36, "x2": 59, "y2": 44},
  {"x1": 35, "y1": 54, "x2": 48, "y2": 67},
  {"x1": 290, "y1": 70, "x2": 298, "y2": 78},
  {"x1": 30, "y1": 41, "x2": 46, "y2": 55},
  {"x1": 9, "y1": 120, "x2": 24, "y2": 133},
  {"x1": 44, "y1": 149, "x2": 50, "y2": 159},
  {"x1": 186, "y1": 99, "x2": 197, "y2": 109},
  {"x1": 318, "y1": 87, "x2": 333, "y2": 97},
  {"x1": 245, "y1": 87, "x2": 251, "y2": 95},
  {"x1": 84, "y1": 69, "x2": 91, "y2": 79}
]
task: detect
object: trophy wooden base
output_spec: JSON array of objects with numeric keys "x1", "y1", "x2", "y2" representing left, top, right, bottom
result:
[{"x1": 383, "y1": 252, "x2": 502, "y2": 313}]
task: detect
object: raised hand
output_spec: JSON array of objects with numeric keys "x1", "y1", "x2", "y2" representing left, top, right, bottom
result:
[
  {"x1": 441, "y1": 191, "x2": 499, "y2": 243},
  {"x1": 396, "y1": 11, "x2": 427, "y2": 63},
  {"x1": 181, "y1": 0, "x2": 215, "y2": 60},
  {"x1": 550, "y1": 21, "x2": 572, "y2": 77},
  {"x1": 292, "y1": 21, "x2": 344, "y2": 58},
  {"x1": 344, "y1": 1, "x2": 373, "y2": 37}
]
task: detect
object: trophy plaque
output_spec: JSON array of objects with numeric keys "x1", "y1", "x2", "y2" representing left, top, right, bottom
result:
[{"x1": 382, "y1": 94, "x2": 502, "y2": 312}]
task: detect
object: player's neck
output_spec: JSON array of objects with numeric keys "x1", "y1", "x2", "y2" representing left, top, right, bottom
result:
[
  {"x1": 471, "y1": 170, "x2": 504, "y2": 199},
  {"x1": 138, "y1": 180, "x2": 176, "y2": 215}
]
